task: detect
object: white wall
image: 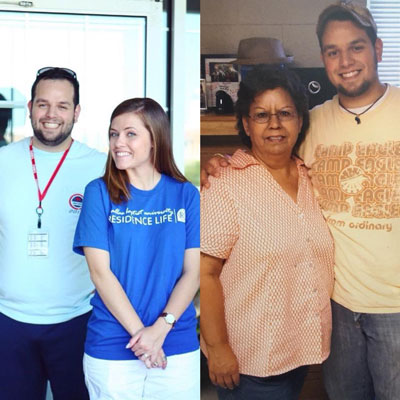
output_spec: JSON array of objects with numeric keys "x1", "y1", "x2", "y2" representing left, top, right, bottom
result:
[{"x1": 201, "y1": 0, "x2": 367, "y2": 67}]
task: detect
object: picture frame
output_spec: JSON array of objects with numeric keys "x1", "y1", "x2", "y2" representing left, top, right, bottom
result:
[
  {"x1": 200, "y1": 78, "x2": 207, "y2": 111},
  {"x1": 201, "y1": 54, "x2": 236, "y2": 79},
  {"x1": 201, "y1": 54, "x2": 240, "y2": 109}
]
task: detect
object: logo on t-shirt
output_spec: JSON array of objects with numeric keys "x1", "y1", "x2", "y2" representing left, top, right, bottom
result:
[
  {"x1": 312, "y1": 141, "x2": 400, "y2": 224},
  {"x1": 109, "y1": 207, "x2": 186, "y2": 226},
  {"x1": 69, "y1": 194, "x2": 83, "y2": 210},
  {"x1": 177, "y1": 208, "x2": 186, "y2": 223},
  {"x1": 339, "y1": 166, "x2": 368, "y2": 195}
]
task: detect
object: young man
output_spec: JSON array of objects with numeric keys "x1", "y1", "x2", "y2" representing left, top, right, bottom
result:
[
  {"x1": 302, "y1": 4, "x2": 400, "y2": 400},
  {"x1": 201, "y1": 3, "x2": 400, "y2": 399},
  {"x1": 0, "y1": 67, "x2": 106, "y2": 400}
]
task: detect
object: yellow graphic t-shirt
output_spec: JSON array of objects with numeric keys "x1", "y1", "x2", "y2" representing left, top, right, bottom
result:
[{"x1": 300, "y1": 85, "x2": 400, "y2": 313}]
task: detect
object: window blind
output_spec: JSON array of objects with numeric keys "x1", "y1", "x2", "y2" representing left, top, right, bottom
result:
[{"x1": 368, "y1": 0, "x2": 400, "y2": 86}]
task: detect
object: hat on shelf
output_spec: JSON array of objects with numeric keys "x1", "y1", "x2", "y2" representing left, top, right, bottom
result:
[{"x1": 231, "y1": 37, "x2": 294, "y2": 65}]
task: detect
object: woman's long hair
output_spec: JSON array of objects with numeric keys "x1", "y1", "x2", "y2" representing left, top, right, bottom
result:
[{"x1": 103, "y1": 98, "x2": 187, "y2": 204}]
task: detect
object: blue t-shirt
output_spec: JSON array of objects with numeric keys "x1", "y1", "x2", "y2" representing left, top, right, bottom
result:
[{"x1": 73, "y1": 174, "x2": 200, "y2": 360}]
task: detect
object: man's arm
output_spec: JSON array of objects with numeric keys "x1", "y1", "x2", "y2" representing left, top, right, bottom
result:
[{"x1": 200, "y1": 154, "x2": 231, "y2": 189}]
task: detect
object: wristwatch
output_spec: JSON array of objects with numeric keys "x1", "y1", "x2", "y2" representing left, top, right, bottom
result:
[{"x1": 160, "y1": 312, "x2": 176, "y2": 328}]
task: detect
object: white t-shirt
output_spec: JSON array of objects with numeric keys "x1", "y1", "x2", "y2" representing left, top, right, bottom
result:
[{"x1": 0, "y1": 137, "x2": 106, "y2": 324}]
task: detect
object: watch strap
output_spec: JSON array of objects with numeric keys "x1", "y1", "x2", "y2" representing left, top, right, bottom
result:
[{"x1": 160, "y1": 312, "x2": 176, "y2": 327}]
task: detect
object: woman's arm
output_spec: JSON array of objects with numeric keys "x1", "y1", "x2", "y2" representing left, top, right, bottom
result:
[
  {"x1": 127, "y1": 248, "x2": 200, "y2": 362},
  {"x1": 84, "y1": 246, "x2": 145, "y2": 336},
  {"x1": 160, "y1": 247, "x2": 200, "y2": 320},
  {"x1": 83, "y1": 246, "x2": 164, "y2": 368},
  {"x1": 163, "y1": 187, "x2": 201, "y2": 320},
  {"x1": 200, "y1": 252, "x2": 240, "y2": 390}
]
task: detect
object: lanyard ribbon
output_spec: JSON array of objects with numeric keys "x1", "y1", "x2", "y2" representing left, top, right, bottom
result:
[{"x1": 29, "y1": 137, "x2": 73, "y2": 228}]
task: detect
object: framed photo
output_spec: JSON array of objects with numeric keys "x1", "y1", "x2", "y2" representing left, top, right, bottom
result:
[
  {"x1": 201, "y1": 54, "x2": 240, "y2": 109},
  {"x1": 200, "y1": 78, "x2": 207, "y2": 111}
]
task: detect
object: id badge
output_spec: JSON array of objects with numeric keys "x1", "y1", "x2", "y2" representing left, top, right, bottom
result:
[{"x1": 28, "y1": 229, "x2": 49, "y2": 257}]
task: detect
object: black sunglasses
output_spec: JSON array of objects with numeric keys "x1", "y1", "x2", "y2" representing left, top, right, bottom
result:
[{"x1": 36, "y1": 67, "x2": 77, "y2": 79}]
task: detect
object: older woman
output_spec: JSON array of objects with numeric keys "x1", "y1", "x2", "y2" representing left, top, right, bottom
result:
[{"x1": 200, "y1": 65, "x2": 334, "y2": 400}]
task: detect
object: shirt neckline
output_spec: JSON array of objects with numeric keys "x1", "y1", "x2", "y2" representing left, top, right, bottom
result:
[
  {"x1": 129, "y1": 173, "x2": 166, "y2": 196},
  {"x1": 230, "y1": 149, "x2": 306, "y2": 208}
]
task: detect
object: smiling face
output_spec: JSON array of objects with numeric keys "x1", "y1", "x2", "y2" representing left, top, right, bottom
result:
[
  {"x1": 242, "y1": 87, "x2": 302, "y2": 162},
  {"x1": 109, "y1": 112, "x2": 154, "y2": 177},
  {"x1": 321, "y1": 20, "x2": 383, "y2": 105},
  {"x1": 28, "y1": 79, "x2": 80, "y2": 151}
]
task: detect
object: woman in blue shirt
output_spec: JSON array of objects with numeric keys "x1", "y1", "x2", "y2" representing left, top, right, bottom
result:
[{"x1": 73, "y1": 98, "x2": 200, "y2": 399}]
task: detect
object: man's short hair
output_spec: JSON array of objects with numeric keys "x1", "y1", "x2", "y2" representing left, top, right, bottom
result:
[{"x1": 31, "y1": 67, "x2": 80, "y2": 107}]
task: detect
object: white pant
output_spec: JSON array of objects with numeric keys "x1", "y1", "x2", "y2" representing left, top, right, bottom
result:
[{"x1": 83, "y1": 349, "x2": 200, "y2": 400}]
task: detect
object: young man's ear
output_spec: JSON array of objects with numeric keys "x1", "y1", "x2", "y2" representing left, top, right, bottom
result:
[
  {"x1": 27, "y1": 100, "x2": 32, "y2": 118},
  {"x1": 375, "y1": 37, "x2": 383, "y2": 63},
  {"x1": 74, "y1": 104, "x2": 81, "y2": 123}
]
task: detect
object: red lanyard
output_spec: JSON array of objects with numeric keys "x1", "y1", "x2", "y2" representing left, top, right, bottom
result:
[{"x1": 29, "y1": 137, "x2": 73, "y2": 228}]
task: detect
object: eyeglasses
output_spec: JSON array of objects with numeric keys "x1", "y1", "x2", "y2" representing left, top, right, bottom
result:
[
  {"x1": 249, "y1": 109, "x2": 298, "y2": 124},
  {"x1": 36, "y1": 67, "x2": 77, "y2": 79}
]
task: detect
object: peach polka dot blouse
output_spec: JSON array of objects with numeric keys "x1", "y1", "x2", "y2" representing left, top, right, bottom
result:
[{"x1": 201, "y1": 149, "x2": 335, "y2": 377}]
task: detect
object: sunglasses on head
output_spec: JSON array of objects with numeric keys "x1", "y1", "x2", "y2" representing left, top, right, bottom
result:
[{"x1": 36, "y1": 67, "x2": 77, "y2": 79}]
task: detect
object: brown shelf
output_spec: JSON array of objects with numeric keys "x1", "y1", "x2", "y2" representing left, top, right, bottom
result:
[{"x1": 201, "y1": 112, "x2": 237, "y2": 135}]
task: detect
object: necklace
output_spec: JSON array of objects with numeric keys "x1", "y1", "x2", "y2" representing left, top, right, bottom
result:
[{"x1": 339, "y1": 86, "x2": 386, "y2": 125}]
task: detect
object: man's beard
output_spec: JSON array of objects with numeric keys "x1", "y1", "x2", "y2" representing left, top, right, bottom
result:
[
  {"x1": 337, "y1": 79, "x2": 372, "y2": 98},
  {"x1": 32, "y1": 122, "x2": 74, "y2": 147}
]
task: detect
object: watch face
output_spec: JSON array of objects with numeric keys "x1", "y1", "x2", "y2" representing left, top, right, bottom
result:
[{"x1": 165, "y1": 313, "x2": 175, "y2": 324}]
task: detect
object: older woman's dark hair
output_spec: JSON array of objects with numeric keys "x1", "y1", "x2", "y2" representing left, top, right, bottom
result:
[{"x1": 236, "y1": 65, "x2": 309, "y2": 154}]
